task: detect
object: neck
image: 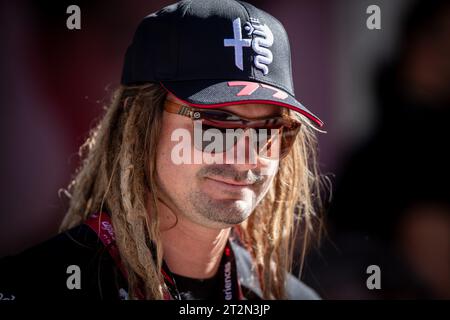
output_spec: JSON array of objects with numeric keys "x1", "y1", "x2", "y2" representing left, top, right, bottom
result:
[{"x1": 156, "y1": 200, "x2": 231, "y2": 279}]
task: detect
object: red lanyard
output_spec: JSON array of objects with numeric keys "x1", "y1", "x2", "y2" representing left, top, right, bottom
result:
[{"x1": 84, "y1": 212, "x2": 243, "y2": 300}]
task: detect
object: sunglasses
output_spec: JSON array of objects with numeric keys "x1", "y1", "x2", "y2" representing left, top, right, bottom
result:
[{"x1": 164, "y1": 100, "x2": 301, "y2": 160}]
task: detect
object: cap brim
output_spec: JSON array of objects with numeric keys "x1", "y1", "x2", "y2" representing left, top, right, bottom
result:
[{"x1": 160, "y1": 80, "x2": 324, "y2": 128}]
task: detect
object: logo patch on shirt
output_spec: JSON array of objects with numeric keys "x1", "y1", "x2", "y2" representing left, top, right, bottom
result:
[{"x1": 224, "y1": 17, "x2": 274, "y2": 75}]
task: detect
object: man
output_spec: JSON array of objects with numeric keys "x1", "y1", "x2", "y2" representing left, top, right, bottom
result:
[{"x1": 0, "y1": 0, "x2": 324, "y2": 300}]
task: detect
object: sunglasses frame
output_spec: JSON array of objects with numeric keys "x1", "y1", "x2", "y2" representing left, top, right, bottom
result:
[{"x1": 164, "y1": 100, "x2": 301, "y2": 159}]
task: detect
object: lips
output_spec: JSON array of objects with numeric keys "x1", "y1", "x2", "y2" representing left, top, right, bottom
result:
[{"x1": 205, "y1": 176, "x2": 254, "y2": 187}]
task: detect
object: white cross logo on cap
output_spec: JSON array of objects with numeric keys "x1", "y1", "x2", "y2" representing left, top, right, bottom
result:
[{"x1": 224, "y1": 18, "x2": 251, "y2": 71}]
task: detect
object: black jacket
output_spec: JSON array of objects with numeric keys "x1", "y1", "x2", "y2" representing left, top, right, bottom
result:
[{"x1": 0, "y1": 224, "x2": 319, "y2": 300}]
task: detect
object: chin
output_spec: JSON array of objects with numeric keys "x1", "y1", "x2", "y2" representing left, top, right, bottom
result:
[
  {"x1": 189, "y1": 190, "x2": 256, "y2": 226},
  {"x1": 202, "y1": 199, "x2": 254, "y2": 225}
]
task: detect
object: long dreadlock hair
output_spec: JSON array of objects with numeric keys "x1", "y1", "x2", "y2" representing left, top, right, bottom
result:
[{"x1": 59, "y1": 82, "x2": 324, "y2": 299}]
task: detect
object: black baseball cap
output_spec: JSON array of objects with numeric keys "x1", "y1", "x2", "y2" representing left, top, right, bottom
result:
[{"x1": 121, "y1": 0, "x2": 324, "y2": 128}]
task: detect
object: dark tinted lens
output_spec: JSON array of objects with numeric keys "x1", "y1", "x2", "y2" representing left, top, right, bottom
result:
[
  {"x1": 255, "y1": 123, "x2": 301, "y2": 159},
  {"x1": 199, "y1": 109, "x2": 243, "y2": 122},
  {"x1": 194, "y1": 121, "x2": 246, "y2": 153},
  {"x1": 193, "y1": 109, "x2": 301, "y2": 159}
]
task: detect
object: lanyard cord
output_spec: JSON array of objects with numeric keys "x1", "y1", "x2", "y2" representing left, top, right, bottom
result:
[{"x1": 84, "y1": 212, "x2": 243, "y2": 300}]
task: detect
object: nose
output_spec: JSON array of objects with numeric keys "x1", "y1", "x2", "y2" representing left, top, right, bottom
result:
[{"x1": 228, "y1": 129, "x2": 260, "y2": 170}]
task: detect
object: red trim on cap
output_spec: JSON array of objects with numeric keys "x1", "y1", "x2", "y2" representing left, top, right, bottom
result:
[{"x1": 160, "y1": 82, "x2": 324, "y2": 127}]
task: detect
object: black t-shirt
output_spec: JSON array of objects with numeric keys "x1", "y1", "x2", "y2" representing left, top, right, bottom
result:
[
  {"x1": 0, "y1": 223, "x2": 320, "y2": 300},
  {"x1": 0, "y1": 224, "x2": 240, "y2": 300},
  {"x1": 0, "y1": 224, "x2": 125, "y2": 300},
  {"x1": 171, "y1": 272, "x2": 220, "y2": 300}
]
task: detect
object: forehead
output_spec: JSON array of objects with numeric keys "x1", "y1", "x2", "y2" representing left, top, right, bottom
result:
[{"x1": 166, "y1": 93, "x2": 283, "y2": 118}]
